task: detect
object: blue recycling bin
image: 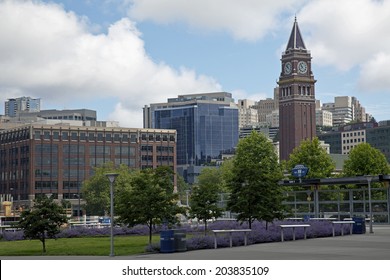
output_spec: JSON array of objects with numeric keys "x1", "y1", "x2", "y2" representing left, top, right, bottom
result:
[
  {"x1": 352, "y1": 217, "x2": 366, "y2": 234},
  {"x1": 160, "y1": 230, "x2": 175, "y2": 253}
]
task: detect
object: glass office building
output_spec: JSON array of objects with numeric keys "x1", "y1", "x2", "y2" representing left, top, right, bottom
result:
[{"x1": 149, "y1": 92, "x2": 239, "y2": 167}]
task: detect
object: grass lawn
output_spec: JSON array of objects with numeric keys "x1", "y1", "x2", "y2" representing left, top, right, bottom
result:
[{"x1": 0, "y1": 235, "x2": 157, "y2": 256}]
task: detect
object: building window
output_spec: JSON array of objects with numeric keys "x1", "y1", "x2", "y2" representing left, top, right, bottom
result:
[
  {"x1": 43, "y1": 131, "x2": 50, "y2": 140},
  {"x1": 122, "y1": 134, "x2": 128, "y2": 142},
  {"x1": 53, "y1": 131, "x2": 59, "y2": 140},
  {"x1": 34, "y1": 131, "x2": 41, "y2": 140},
  {"x1": 62, "y1": 132, "x2": 68, "y2": 140},
  {"x1": 97, "y1": 133, "x2": 104, "y2": 142},
  {"x1": 71, "y1": 132, "x2": 78, "y2": 141},
  {"x1": 80, "y1": 132, "x2": 86, "y2": 141}
]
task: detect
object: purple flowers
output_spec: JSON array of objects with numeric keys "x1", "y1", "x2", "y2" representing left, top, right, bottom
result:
[{"x1": 1, "y1": 219, "x2": 355, "y2": 253}]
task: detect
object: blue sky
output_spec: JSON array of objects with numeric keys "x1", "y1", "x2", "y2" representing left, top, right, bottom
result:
[{"x1": 1, "y1": 0, "x2": 390, "y2": 127}]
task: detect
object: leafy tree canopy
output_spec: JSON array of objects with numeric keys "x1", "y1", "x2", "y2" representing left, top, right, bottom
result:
[
  {"x1": 17, "y1": 196, "x2": 67, "y2": 253},
  {"x1": 116, "y1": 167, "x2": 185, "y2": 244},
  {"x1": 189, "y1": 167, "x2": 224, "y2": 234},
  {"x1": 81, "y1": 162, "x2": 133, "y2": 216},
  {"x1": 343, "y1": 143, "x2": 390, "y2": 177},
  {"x1": 227, "y1": 131, "x2": 285, "y2": 228},
  {"x1": 287, "y1": 137, "x2": 336, "y2": 179}
]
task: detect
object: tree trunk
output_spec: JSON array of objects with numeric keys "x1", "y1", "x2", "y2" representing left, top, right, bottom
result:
[
  {"x1": 41, "y1": 233, "x2": 46, "y2": 254},
  {"x1": 204, "y1": 220, "x2": 208, "y2": 236},
  {"x1": 149, "y1": 220, "x2": 153, "y2": 244}
]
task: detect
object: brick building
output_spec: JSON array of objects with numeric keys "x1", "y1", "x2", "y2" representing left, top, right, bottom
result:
[{"x1": 0, "y1": 124, "x2": 176, "y2": 215}]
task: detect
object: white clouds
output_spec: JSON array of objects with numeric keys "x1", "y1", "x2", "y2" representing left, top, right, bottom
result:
[
  {"x1": 0, "y1": 0, "x2": 221, "y2": 127},
  {"x1": 298, "y1": 0, "x2": 390, "y2": 91},
  {"x1": 359, "y1": 52, "x2": 390, "y2": 91},
  {"x1": 127, "y1": 0, "x2": 304, "y2": 41},
  {"x1": 126, "y1": 0, "x2": 390, "y2": 93}
]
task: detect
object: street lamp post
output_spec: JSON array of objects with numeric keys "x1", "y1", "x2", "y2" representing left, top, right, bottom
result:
[
  {"x1": 366, "y1": 176, "x2": 374, "y2": 234},
  {"x1": 106, "y1": 173, "x2": 119, "y2": 257}
]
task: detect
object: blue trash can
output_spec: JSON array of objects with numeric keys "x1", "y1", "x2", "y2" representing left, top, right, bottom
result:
[
  {"x1": 160, "y1": 230, "x2": 175, "y2": 253},
  {"x1": 352, "y1": 217, "x2": 366, "y2": 234}
]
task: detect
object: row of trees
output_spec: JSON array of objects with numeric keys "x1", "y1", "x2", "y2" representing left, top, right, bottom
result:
[
  {"x1": 82, "y1": 164, "x2": 184, "y2": 244},
  {"x1": 17, "y1": 131, "x2": 390, "y2": 253},
  {"x1": 189, "y1": 134, "x2": 390, "y2": 230},
  {"x1": 82, "y1": 131, "x2": 390, "y2": 236}
]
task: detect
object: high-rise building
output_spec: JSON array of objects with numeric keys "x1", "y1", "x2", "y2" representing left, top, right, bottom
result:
[
  {"x1": 253, "y1": 88, "x2": 279, "y2": 125},
  {"x1": 237, "y1": 99, "x2": 258, "y2": 128},
  {"x1": 5, "y1": 97, "x2": 41, "y2": 117},
  {"x1": 0, "y1": 124, "x2": 176, "y2": 214},
  {"x1": 322, "y1": 96, "x2": 368, "y2": 127},
  {"x1": 278, "y1": 18, "x2": 316, "y2": 160},
  {"x1": 144, "y1": 92, "x2": 239, "y2": 183}
]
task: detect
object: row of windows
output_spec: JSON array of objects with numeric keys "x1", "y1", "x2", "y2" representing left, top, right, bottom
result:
[
  {"x1": 281, "y1": 86, "x2": 312, "y2": 97},
  {"x1": 34, "y1": 130, "x2": 139, "y2": 143},
  {"x1": 33, "y1": 144, "x2": 136, "y2": 156},
  {"x1": 33, "y1": 130, "x2": 176, "y2": 143},
  {"x1": 343, "y1": 131, "x2": 365, "y2": 137},
  {"x1": 343, "y1": 138, "x2": 365, "y2": 144},
  {"x1": 35, "y1": 181, "x2": 58, "y2": 190},
  {"x1": 1, "y1": 170, "x2": 29, "y2": 180},
  {"x1": 1, "y1": 158, "x2": 29, "y2": 167},
  {"x1": 34, "y1": 168, "x2": 87, "y2": 178},
  {"x1": 141, "y1": 134, "x2": 176, "y2": 142},
  {"x1": 0, "y1": 129, "x2": 30, "y2": 143}
]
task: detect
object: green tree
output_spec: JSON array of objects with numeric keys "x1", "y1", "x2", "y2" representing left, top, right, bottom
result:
[
  {"x1": 219, "y1": 158, "x2": 235, "y2": 192},
  {"x1": 189, "y1": 168, "x2": 224, "y2": 234},
  {"x1": 287, "y1": 137, "x2": 335, "y2": 179},
  {"x1": 343, "y1": 143, "x2": 390, "y2": 177},
  {"x1": 81, "y1": 162, "x2": 133, "y2": 216},
  {"x1": 17, "y1": 196, "x2": 68, "y2": 254},
  {"x1": 116, "y1": 167, "x2": 185, "y2": 244},
  {"x1": 227, "y1": 131, "x2": 285, "y2": 229}
]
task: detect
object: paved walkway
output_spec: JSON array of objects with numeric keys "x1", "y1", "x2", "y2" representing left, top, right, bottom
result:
[{"x1": 2, "y1": 225, "x2": 390, "y2": 260}]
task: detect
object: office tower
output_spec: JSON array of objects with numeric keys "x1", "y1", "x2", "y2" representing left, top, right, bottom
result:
[{"x1": 5, "y1": 97, "x2": 41, "y2": 117}]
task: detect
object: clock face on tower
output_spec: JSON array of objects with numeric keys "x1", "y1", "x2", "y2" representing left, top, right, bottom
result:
[
  {"x1": 298, "y1": 61, "x2": 308, "y2": 74},
  {"x1": 284, "y1": 62, "x2": 292, "y2": 75}
]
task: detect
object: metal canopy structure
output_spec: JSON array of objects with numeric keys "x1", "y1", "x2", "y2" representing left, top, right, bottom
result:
[
  {"x1": 279, "y1": 175, "x2": 390, "y2": 225},
  {"x1": 279, "y1": 175, "x2": 390, "y2": 187}
]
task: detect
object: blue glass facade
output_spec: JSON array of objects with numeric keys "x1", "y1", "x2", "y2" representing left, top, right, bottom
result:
[{"x1": 155, "y1": 103, "x2": 238, "y2": 165}]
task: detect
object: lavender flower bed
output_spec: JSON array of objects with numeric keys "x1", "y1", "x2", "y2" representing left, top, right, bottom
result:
[
  {"x1": 1, "y1": 219, "x2": 353, "y2": 253},
  {"x1": 149, "y1": 220, "x2": 354, "y2": 252}
]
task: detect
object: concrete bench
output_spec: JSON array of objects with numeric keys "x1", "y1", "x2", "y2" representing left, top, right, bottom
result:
[
  {"x1": 331, "y1": 221, "x2": 355, "y2": 236},
  {"x1": 310, "y1": 218, "x2": 337, "y2": 221},
  {"x1": 279, "y1": 224, "x2": 310, "y2": 242},
  {"x1": 211, "y1": 229, "x2": 252, "y2": 249},
  {"x1": 285, "y1": 217, "x2": 304, "y2": 221}
]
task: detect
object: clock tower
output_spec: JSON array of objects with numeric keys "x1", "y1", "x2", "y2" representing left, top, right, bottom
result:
[{"x1": 278, "y1": 18, "x2": 316, "y2": 161}]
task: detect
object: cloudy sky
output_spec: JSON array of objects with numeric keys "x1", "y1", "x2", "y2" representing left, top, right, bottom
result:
[{"x1": 1, "y1": 0, "x2": 390, "y2": 127}]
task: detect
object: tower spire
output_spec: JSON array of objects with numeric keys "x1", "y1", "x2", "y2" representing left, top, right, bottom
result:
[{"x1": 286, "y1": 17, "x2": 306, "y2": 51}]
